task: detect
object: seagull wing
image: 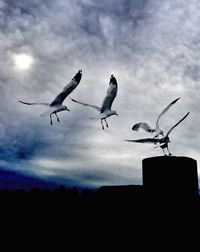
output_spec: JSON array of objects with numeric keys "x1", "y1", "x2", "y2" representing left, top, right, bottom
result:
[
  {"x1": 19, "y1": 100, "x2": 49, "y2": 106},
  {"x1": 100, "y1": 75, "x2": 118, "y2": 113},
  {"x1": 165, "y1": 112, "x2": 190, "y2": 137},
  {"x1": 70, "y1": 98, "x2": 100, "y2": 111},
  {"x1": 156, "y1": 97, "x2": 180, "y2": 129},
  {"x1": 50, "y1": 70, "x2": 82, "y2": 106},
  {"x1": 125, "y1": 138, "x2": 159, "y2": 144},
  {"x1": 132, "y1": 122, "x2": 154, "y2": 133}
]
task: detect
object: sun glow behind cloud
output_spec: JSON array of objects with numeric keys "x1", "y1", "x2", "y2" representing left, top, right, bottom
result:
[{"x1": 13, "y1": 53, "x2": 33, "y2": 71}]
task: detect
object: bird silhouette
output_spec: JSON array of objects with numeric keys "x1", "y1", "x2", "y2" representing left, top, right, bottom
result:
[
  {"x1": 132, "y1": 97, "x2": 180, "y2": 138},
  {"x1": 71, "y1": 74, "x2": 118, "y2": 130},
  {"x1": 126, "y1": 112, "x2": 189, "y2": 156},
  {"x1": 19, "y1": 70, "x2": 82, "y2": 125}
]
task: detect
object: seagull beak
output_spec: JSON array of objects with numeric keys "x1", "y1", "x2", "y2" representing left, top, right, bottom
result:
[
  {"x1": 67, "y1": 108, "x2": 70, "y2": 111},
  {"x1": 116, "y1": 113, "x2": 119, "y2": 116}
]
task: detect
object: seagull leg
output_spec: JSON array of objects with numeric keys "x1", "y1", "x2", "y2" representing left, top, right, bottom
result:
[
  {"x1": 167, "y1": 146, "x2": 172, "y2": 156},
  {"x1": 162, "y1": 148, "x2": 167, "y2": 156},
  {"x1": 105, "y1": 119, "x2": 109, "y2": 128},
  {"x1": 55, "y1": 113, "x2": 60, "y2": 122},
  {"x1": 50, "y1": 113, "x2": 53, "y2": 125},
  {"x1": 101, "y1": 119, "x2": 104, "y2": 130}
]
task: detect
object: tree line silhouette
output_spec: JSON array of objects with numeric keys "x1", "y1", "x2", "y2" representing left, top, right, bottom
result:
[{"x1": 0, "y1": 184, "x2": 199, "y2": 247}]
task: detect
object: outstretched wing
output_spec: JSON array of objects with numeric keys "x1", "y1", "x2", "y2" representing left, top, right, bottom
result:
[
  {"x1": 166, "y1": 112, "x2": 190, "y2": 137},
  {"x1": 132, "y1": 122, "x2": 154, "y2": 133},
  {"x1": 19, "y1": 100, "x2": 49, "y2": 106},
  {"x1": 50, "y1": 70, "x2": 82, "y2": 106},
  {"x1": 125, "y1": 138, "x2": 159, "y2": 144},
  {"x1": 70, "y1": 98, "x2": 100, "y2": 111},
  {"x1": 156, "y1": 97, "x2": 180, "y2": 129},
  {"x1": 100, "y1": 75, "x2": 118, "y2": 113}
]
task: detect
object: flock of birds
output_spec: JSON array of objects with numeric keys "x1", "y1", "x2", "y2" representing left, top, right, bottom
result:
[{"x1": 19, "y1": 70, "x2": 189, "y2": 156}]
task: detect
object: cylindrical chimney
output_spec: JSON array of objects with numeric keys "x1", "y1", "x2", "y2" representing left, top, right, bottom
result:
[{"x1": 142, "y1": 156, "x2": 199, "y2": 197}]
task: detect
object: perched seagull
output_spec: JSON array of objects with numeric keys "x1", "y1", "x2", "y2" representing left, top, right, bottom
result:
[
  {"x1": 19, "y1": 70, "x2": 82, "y2": 125},
  {"x1": 126, "y1": 112, "x2": 189, "y2": 156},
  {"x1": 132, "y1": 97, "x2": 180, "y2": 138},
  {"x1": 70, "y1": 74, "x2": 118, "y2": 130}
]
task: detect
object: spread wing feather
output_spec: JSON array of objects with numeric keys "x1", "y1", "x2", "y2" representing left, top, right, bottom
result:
[
  {"x1": 50, "y1": 70, "x2": 82, "y2": 106},
  {"x1": 132, "y1": 122, "x2": 154, "y2": 133},
  {"x1": 100, "y1": 75, "x2": 118, "y2": 113},
  {"x1": 166, "y1": 112, "x2": 190, "y2": 137},
  {"x1": 70, "y1": 98, "x2": 100, "y2": 111},
  {"x1": 156, "y1": 97, "x2": 180, "y2": 128},
  {"x1": 19, "y1": 100, "x2": 49, "y2": 106},
  {"x1": 125, "y1": 138, "x2": 160, "y2": 144}
]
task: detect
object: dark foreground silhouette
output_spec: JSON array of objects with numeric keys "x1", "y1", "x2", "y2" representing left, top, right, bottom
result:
[{"x1": 0, "y1": 156, "x2": 199, "y2": 248}]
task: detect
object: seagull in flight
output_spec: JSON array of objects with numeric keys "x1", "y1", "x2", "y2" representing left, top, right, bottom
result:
[
  {"x1": 70, "y1": 74, "x2": 118, "y2": 130},
  {"x1": 126, "y1": 112, "x2": 189, "y2": 156},
  {"x1": 19, "y1": 70, "x2": 82, "y2": 125},
  {"x1": 132, "y1": 97, "x2": 180, "y2": 138}
]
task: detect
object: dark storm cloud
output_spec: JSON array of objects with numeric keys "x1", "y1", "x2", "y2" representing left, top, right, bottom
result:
[{"x1": 0, "y1": 0, "x2": 200, "y2": 187}]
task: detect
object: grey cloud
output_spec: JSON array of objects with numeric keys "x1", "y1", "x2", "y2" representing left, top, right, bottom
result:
[{"x1": 0, "y1": 0, "x2": 200, "y2": 187}]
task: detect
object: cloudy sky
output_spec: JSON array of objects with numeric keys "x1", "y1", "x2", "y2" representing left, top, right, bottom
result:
[{"x1": 0, "y1": 0, "x2": 200, "y2": 188}]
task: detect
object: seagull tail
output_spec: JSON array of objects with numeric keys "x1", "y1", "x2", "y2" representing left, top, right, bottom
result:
[
  {"x1": 40, "y1": 107, "x2": 55, "y2": 117},
  {"x1": 90, "y1": 115, "x2": 101, "y2": 121}
]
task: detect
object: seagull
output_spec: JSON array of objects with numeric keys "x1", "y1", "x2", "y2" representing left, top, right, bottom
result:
[
  {"x1": 132, "y1": 97, "x2": 180, "y2": 138},
  {"x1": 126, "y1": 112, "x2": 189, "y2": 156},
  {"x1": 70, "y1": 74, "x2": 118, "y2": 130},
  {"x1": 19, "y1": 70, "x2": 82, "y2": 125}
]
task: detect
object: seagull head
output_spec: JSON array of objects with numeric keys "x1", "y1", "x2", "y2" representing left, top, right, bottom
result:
[
  {"x1": 63, "y1": 106, "x2": 70, "y2": 111},
  {"x1": 160, "y1": 130, "x2": 164, "y2": 136},
  {"x1": 113, "y1": 111, "x2": 119, "y2": 116}
]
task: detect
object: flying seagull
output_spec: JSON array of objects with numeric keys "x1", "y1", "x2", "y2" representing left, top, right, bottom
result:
[
  {"x1": 132, "y1": 97, "x2": 180, "y2": 138},
  {"x1": 126, "y1": 112, "x2": 189, "y2": 156},
  {"x1": 19, "y1": 70, "x2": 82, "y2": 125},
  {"x1": 70, "y1": 74, "x2": 118, "y2": 130}
]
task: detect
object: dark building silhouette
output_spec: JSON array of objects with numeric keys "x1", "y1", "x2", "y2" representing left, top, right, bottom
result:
[
  {"x1": 0, "y1": 156, "x2": 199, "y2": 248},
  {"x1": 142, "y1": 156, "x2": 199, "y2": 197}
]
